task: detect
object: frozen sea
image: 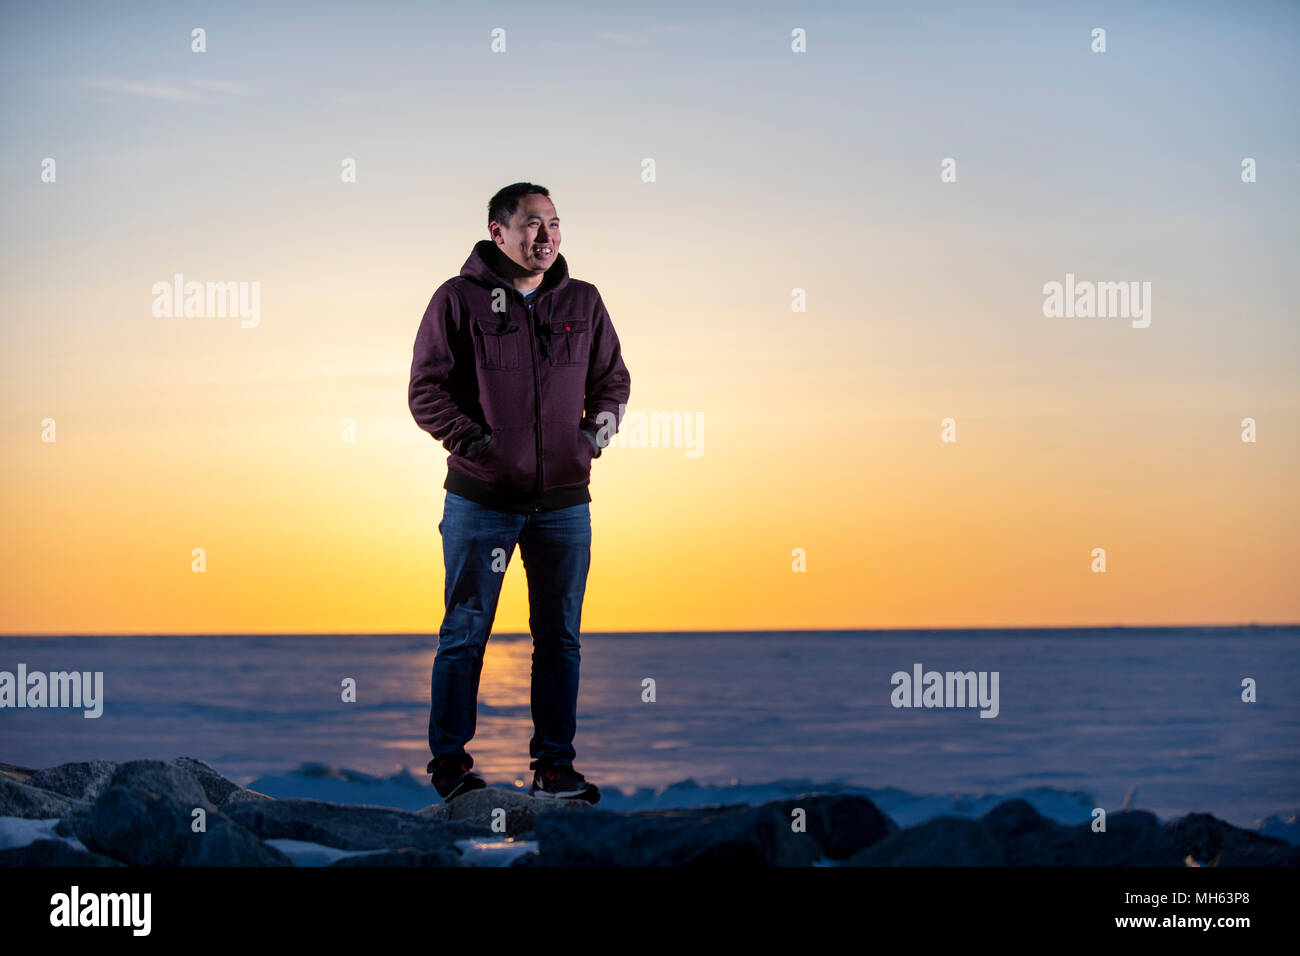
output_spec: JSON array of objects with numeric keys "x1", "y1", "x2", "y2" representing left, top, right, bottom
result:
[{"x1": 1, "y1": 627, "x2": 1296, "y2": 840}]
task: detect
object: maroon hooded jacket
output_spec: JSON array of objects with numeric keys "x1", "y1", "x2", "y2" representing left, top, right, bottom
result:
[{"x1": 409, "y1": 239, "x2": 631, "y2": 513}]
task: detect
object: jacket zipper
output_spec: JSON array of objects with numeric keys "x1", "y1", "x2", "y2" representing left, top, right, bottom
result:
[{"x1": 524, "y1": 294, "x2": 544, "y2": 499}]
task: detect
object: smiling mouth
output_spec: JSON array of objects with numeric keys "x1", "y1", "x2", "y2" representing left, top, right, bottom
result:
[{"x1": 532, "y1": 246, "x2": 553, "y2": 259}]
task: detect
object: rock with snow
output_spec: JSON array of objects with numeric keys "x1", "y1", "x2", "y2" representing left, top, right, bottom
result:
[
  {"x1": 67, "y1": 760, "x2": 291, "y2": 866},
  {"x1": 24, "y1": 759, "x2": 119, "y2": 803},
  {"x1": 4, "y1": 756, "x2": 1297, "y2": 867},
  {"x1": 0, "y1": 778, "x2": 82, "y2": 819},
  {"x1": 224, "y1": 796, "x2": 481, "y2": 855}
]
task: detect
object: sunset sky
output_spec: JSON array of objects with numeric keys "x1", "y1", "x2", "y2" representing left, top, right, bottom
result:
[{"x1": 2, "y1": 0, "x2": 1297, "y2": 634}]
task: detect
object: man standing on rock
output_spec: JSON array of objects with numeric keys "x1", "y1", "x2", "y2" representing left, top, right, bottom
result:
[{"x1": 408, "y1": 182, "x2": 631, "y2": 802}]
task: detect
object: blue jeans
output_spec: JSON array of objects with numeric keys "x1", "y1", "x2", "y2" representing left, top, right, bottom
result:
[{"x1": 428, "y1": 491, "x2": 591, "y2": 772}]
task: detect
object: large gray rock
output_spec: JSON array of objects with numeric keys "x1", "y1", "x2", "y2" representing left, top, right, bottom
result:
[
  {"x1": 0, "y1": 778, "x2": 81, "y2": 819},
  {"x1": 765, "y1": 793, "x2": 898, "y2": 860},
  {"x1": 857, "y1": 802, "x2": 1190, "y2": 867},
  {"x1": 0, "y1": 762, "x2": 37, "y2": 785},
  {"x1": 70, "y1": 760, "x2": 290, "y2": 866},
  {"x1": 859, "y1": 805, "x2": 1184, "y2": 866},
  {"x1": 1036, "y1": 810, "x2": 1184, "y2": 866},
  {"x1": 1165, "y1": 813, "x2": 1300, "y2": 866},
  {"x1": 25, "y1": 760, "x2": 119, "y2": 803},
  {"x1": 170, "y1": 757, "x2": 244, "y2": 807},
  {"x1": 847, "y1": 817, "x2": 1006, "y2": 866},
  {"x1": 981, "y1": 802, "x2": 1291, "y2": 867},
  {"x1": 532, "y1": 802, "x2": 822, "y2": 866},
  {"x1": 21, "y1": 757, "x2": 265, "y2": 809},
  {"x1": 225, "y1": 797, "x2": 479, "y2": 854},
  {"x1": 429, "y1": 786, "x2": 597, "y2": 834},
  {"x1": 0, "y1": 839, "x2": 125, "y2": 867},
  {"x1": 980, "y1": 799, "x2": 1068, "y2": 865}
]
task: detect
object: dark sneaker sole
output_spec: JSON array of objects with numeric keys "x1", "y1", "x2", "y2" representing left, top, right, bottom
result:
[
  {"x1": 436, "y1": 773, "x2": 487, "y2": 802},
  {"x1": 530, "y1": 781, "x2": 600, "y2": 804}
]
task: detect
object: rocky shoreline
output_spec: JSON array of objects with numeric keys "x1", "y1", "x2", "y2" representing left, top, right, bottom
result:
[{"x1": 1, "y1": 758, "x2": 1294, "y2": 867}]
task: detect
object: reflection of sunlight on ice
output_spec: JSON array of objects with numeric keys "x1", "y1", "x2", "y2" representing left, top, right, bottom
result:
[
  {"x1": 479, "y1": 639, "x2": 535, "y2": 709},
  {"x1": 406, "y1": 640, "x2": 530, "y2": 711},
  {"x1": 402, "y1": 638, "x2": 542, "y2": 784},
  {"x1": 455, "y1": 837, "x2": 538, "y2": 866}
]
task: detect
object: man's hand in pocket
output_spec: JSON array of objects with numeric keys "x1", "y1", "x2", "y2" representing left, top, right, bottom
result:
[
  {"x1": 580, "y1": 423, "x2": 602, "y2": 458},
  {"x1": 464, "y1": 430, "x2": 492, "y2": 461}
]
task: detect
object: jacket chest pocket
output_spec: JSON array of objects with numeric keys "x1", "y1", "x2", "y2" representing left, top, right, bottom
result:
[
  {"x1": 473, "y1": 316, "x2": 524, "y2": 370},
  {"x1": 548, "y1": 319, "x2": 590, "y2": 367}
]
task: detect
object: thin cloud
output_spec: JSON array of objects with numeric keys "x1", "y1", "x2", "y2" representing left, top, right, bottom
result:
[
  {"x1": 87, "y1": 77, "x2": 196, "y2": 101},
  {"x1": 594, "y1": 23, "x2": 690, "y2": 47},
  {"x1": 188, "y1": 78, "x2": 254, "y2": 95},
  {"x1": 85, "y1": 76, "x2": 255, "y2": 101}
]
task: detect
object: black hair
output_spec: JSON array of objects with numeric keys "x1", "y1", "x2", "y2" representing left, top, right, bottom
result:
[{"x1": 488, "y1": 182, "x2": 551, "y2": 230}]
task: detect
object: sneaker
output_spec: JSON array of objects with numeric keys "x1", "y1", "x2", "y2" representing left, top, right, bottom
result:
[
  {"x1": 428, "y1": 754, "x2": 487, "y2": 802},
  {"x1": 529, "y1": 762, "x2": 600, "y2": 803}
]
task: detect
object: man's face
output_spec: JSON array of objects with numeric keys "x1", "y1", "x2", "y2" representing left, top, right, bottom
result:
[{"x1": 491, "y1": 194, "x2": 561, "y2": 277}]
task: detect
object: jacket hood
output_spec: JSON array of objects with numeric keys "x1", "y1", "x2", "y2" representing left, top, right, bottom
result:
[{"x1": 460, "y1": 239, "x2": 571, "y2": 297}]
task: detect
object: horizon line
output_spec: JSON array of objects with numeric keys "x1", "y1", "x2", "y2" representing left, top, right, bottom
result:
[{"x1": 2, "y1": 622, "x2": 1297, "y2": 639}]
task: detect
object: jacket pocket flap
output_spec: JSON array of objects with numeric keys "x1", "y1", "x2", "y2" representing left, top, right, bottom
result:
[
  {"x1": 474, "y1": 314, "x2": 520, "y2": 335},
  {"x1": 550, "y1": 319, "x2": 589, "y2": 334}
]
